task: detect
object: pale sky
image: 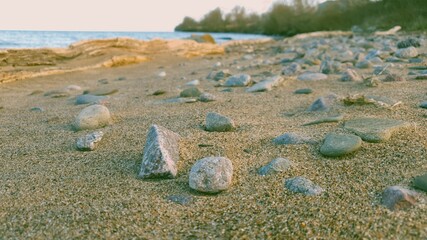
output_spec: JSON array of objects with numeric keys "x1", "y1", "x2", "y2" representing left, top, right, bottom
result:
[{"x1": 0, "y1": 0, "x2": 278, "y2": 32}]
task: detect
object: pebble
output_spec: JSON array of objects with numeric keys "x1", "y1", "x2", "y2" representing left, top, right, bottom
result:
[
  {"x1": 355, "y1": 60, "x2": 373, "y2": 69},
  {"x1": 383, "y1": 73, "x2": 405, "y2": 82},
  {"x1": 419, "y1": 101, "x2": 427, "y2": 109},
  {"x1": 213, "y1": 62, "x2": 222, "y2": 68},
  {"x1": 44, "y1": 90, "x2": 70, "y2": 98},
  {"x1": 189, "y1": 156, "x2": 233, "y2": 193},
  {"x1": 395, "y1": 46, "x2": 418, "y2": 59},
  {"x1": 75, "y1": 94, "x2": 108, "y2": 105},
  {"x1": 397, "y1": 38, "x2": 421, "y2": 49},
  {"x1": 180, "y1": 87, "x2": 203, "y2": 98},
  {"x1": 284, "y1": 176, "x2": 324, "y2": 196},
  {"x1": 198, "y1": 92, "x2": 218, "y2": 102},
  {"x1": 258, "y1": 158, "x2": 292, "y2": 176},
  {"x1": 413, "y1": 173, "x2": 427, "y2": 192},
  {"x1": 207, "y1": 70, "x2": 231, "y2": 81},
  {"x1": 273, "y1": 132, "x2": 313, "y2": 145},
  {"x1": 30, "y1": 107, "x2": 44, "y2": 112},
  {"x1": 86, "y1": 88, "x2": 118, "y2": 96},
  {"x1": 320, "y1": 133, "x2": 362, "y2": 157},
  {"x1": 294, "y1": 88, "x2": 312, "y2": 94},
  {"x1": 76, "y1": 131, "x2": 104, "y2": 151},
  {"x1": 73, "y1": 104, "x2": 111, "y2": 131},
  {"x1": 320, "y1": 60, "x2": 342, "y2": 74},
  {"x1": 308, "y1": 94, "x2": 337, "y2": 111},
  {"x1": 167, "y1": 195, "x2": 194, "y2": 205},
  {"x1": 297, "y1": 72, "x2": 328, "y2": 81},
  {"x1": 139, "y1": 125, "x2": 181, "y2": 179},
  {"x1": 381, "y1": 186, "x2": 418, "y2": 211},
  {"x1": 341, "y1": 69, "x2": 362, "y2": 82},
  {"x1": 152, "y1": 90, "x2": 166, "y2": 96},
  {"x1": 65, "y1": 85, "x2": 82, "y2": 91},
  {"x1": 223, "y1": 74, "x2": 252, "y2": 87},
  {"x1": 205, "y1": 112, "x2": 235, "y2": 132},
  {"x1": 246, "y1": 76, "x2": 284, "y2": 93},
  {"x1": 344, "y1": 118, "x2": 410, "y2": 142},
  {"x1": 158, "y1": 71, "x2": 167, "y2": 77},
  {"x1": 282, "y1": 63, "x2": 301, "y2": 76},
  {"x1": 302, "y1": 115, "x2": 343, "y2": 126},
  {"x1": 185, "y1": 79, "x2": 200, "y2": 86}
]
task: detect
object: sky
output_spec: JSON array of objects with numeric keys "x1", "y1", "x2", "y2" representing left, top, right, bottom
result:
[{"x1": 0, "y1": 0, "x2": 325, "y2": 32}]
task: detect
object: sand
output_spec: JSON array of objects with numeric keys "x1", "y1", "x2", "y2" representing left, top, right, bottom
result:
[{"x1": 0, "y1": 34, "x2": 427, "y2": 239}]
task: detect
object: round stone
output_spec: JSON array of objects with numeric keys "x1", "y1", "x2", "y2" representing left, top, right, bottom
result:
[
  {"x1": 180, "y1": 87, "x2": 202, "y2": 98},
  {"x1": 258, "y1": 158, "x2": 292, "y2": 176},
  {"x1": 205, "y1": 112, "x2": 235, "y2": 132},
  {"x1": 285, "y1": 176, "x2": 324, "y2": 196},
  {"x1": 413, "y1": 173, "x2": 427, "y2": 192},
  {"x1": 320, "y1": 133, "x2": 362, "y2": 157},
  {"x1": 189, "y1": 157, "x2": 233, "y2": 193},
  {"x1": 73, "y1": 104, "x2": 111, "y2": 131}
]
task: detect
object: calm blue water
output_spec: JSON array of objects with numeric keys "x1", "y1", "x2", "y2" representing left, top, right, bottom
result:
[{"x1": 0, "y1": 30, "x2": 268, "y2": 49}]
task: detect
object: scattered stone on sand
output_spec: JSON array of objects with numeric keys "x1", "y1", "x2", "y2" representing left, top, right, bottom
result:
[
  {"x1": 285, "y1": 176, "x2": 324, "y2": 196},
  {"x1": 258, "y1": 157, "x2": 292, "y2": 176},
  {"x1": 344, "y1": 118, "x2": 410, "y2": 143},
  {"x1": 73, "y1": 104, "x2": 111, "y2": 131},
  {"x1": 207, "y1": 70, "x2": 232, "y2": 81},
  {"x1": 297, "y1": 72, "x2": 328, "y2": 81},
  {"x1": 160, "y1": 97, "x2": 198, "y2": 104},
  {"x1": 166, "y1": 195, "x2": 194, "y2": 206},
  {"x1": 185, "y1": 79, "x2": 200, "y2": 86},
  {"x1": 320, "y1": 133, "x2": 362, "y2": 157},
  {"x1": 282, "y1": 63, "x2": 301, "y2": 76},
  {"x1": 302, "y1": 114, "x2": 343, "y2": 126},
  {"x1": 86, "y1": 88, "x2": 118, "y2": 96},
  {"x1": 342, "y1": 94, "x2": 402, "y2": 108},
  {"x1": 152, "y1": 90, "x2": 166, "y2": 96},
  {"x1": 383, "y1": 73, "x2": 405, "y2": 82},
  {"x1": 30, "y1": 107, "x2": 44, "y2": 112},
  {"x1": 213, "y1": 62, "x2": 222, "y2": 68},
  {"x1": 180, "y1": 87, "x2": 203, "y2": 98},
  {"x1": 139, "y1": 125, "x2": 181, "y2": 179},
  {"x1": 355, "y1": 60, "x2": 373, "y2": 69},
  {"x1": 341, "y1": 69, "x2": 362, "y2": 82},
  {"x1": 76, "y1": 131, "x2": 104, "y2": 151},
  {"x1": 419, "y1": 101, "x2": 427, "y2": 109},
  {"x1": 273, "y1": 132, "x2": 313, "y2": 145},
  {"x1": 44, "y1": 90, "x2": 70, "y2": 98},
  {"x1": 320, "y1": 60, "x2": 342, "y2": 74},
  {"x1": 65, "y1": 85, "x2": 82, "y2": 91},
  {"x1": 198, "y1": 92, "x2": 218, "y2": 102},
  {"x1": 75, "y1": 94, "x2": 108, "y2": 105},
  {"x1": 413, "y1": 173, "x2": 427, "y2": 192},
  {"x1": 364, "y1": 76, "x2": 381, "y2": 87},
  {"x1": 158, "y1": 71, "x2": 167, "y2": 78},
  {"x1": 381, "y1": 186, "x2": 418, "y2": 211},
  {"x1": 308, "y1": 94, "x2": 338, "y2": 111},
  {"x1": 397, "y1": 38, "x2": 421, "y2": 49},
  {"x1": 223, "y1": 74, "x2": 252, "y2": 87},
  {"x1": 395, "y1": 47, "x2": 418, "y2": 59},
  {"x1": 294, "y1": 88, "x2": 313, "y2": 94},
  {"x1": 205, "y1": 112, "x2": 235, "y2": 132},
  {"x1": 246, "y1": 75, "x2": 284, "y2": 92},
  {"x1": 189, "y1": 156, "x2": 233, "y2": 193}
]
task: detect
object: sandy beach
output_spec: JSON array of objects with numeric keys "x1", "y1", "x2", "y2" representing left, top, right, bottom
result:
[{"x1": 1, "y1": 33, "x2": 426, "y2": 239}]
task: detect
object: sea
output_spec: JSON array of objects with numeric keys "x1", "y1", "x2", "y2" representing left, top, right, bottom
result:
[{"x1": 0, "y1": 30, "x2": 268, "y2": 49}]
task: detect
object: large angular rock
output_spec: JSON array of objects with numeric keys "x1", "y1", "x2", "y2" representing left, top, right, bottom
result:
[
  {"x1": 73, "y1": 104, "x2": 111, "y2": 131},
  {"x1": 139, "y1": 125, "x2": 181, "y2": 179},
  {"x1": 205, "y1": 112, "x2": 235, "y2": 132},
  {"x1": 344, "y1": 118, "x2": 410, "y2": 143},
  {"x1": 189, "y1": 157, "x2": 233, "y2": 193},
  {"x1": 381, "y1": 186, "x2": 418, "y2": 211},
  {"x1": 246, "y1": 76, "x2": 284, "y2": 92},
  {"x1": 320, "y1": 133, "x2": 362, "y2": 157}
]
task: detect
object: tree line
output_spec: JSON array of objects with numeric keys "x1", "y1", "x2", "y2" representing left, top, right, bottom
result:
[{"x1": 175, "y1": 0, "x2": 427, "y2": 36}]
